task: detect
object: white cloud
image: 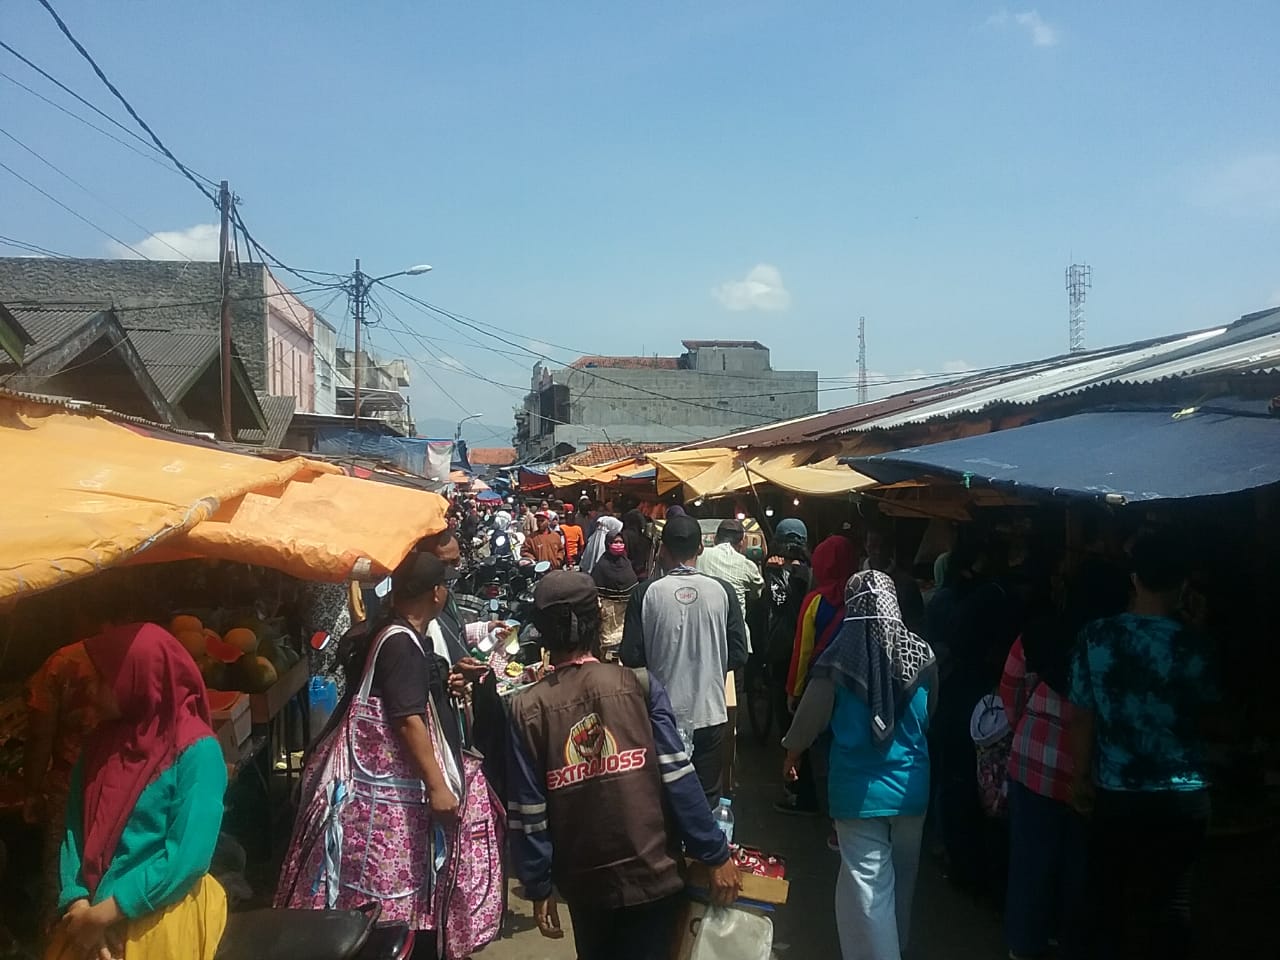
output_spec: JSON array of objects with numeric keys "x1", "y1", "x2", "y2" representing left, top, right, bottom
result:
[
  {"x1": 438, "y1": 354, "x2": 465, "y2": 369},
  {"x1": 1194, "y1": 153, "x2": 1280, "y2": 218},
  {"x1": 108, "y1": 223, "x2": 221, "y2": 260},
  {"x1": 713, "y1": 263, "x2": 791, "y2": 312},
  {"x1": 941, "y1": 359, "x2": 977, "y2": 373},
  {"x1": 987, "y1": 9, "x2": 1060, "y2": 47}
]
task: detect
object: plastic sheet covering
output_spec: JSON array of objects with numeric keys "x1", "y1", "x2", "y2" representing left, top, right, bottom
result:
[
  {"x1": 851, "y1": 403, "x2": 1280, "y2": 504},
  {"x1": 0, "y1": 396, "x2": 447, "y2": 600}
]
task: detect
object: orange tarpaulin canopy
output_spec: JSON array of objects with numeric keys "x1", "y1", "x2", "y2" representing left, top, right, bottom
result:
[{"x1": 0, "y1": 395, "x2": 448, "y2": 601}]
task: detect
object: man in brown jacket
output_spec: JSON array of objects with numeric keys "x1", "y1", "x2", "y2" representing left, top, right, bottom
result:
[
  {"x1": 507, "y1": 572, "x2": 740, "y2": 960},
  {"x1": 521, "y1": 511, "x2": 565, "y2": 568}
]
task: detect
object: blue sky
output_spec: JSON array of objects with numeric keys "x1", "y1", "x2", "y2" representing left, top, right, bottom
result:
[{"x1": 4, "y1": 1, "x2": 1279, "y2": 436}]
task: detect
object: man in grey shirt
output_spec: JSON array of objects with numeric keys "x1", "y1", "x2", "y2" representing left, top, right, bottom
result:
[{"x1": 621, "y1": 515, "x2": 749, "y2": 808}]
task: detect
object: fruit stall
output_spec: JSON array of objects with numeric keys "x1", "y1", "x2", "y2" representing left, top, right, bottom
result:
[{"x1": 0, "y1": 393, "x2": 450, "y2": 940}]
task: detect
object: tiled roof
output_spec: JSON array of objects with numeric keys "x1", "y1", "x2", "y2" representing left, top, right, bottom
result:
[
  {"x1": 125, "y1": 329, "x2": 219, "y2": 402},
  {"x1": 468, "y1": 446, "x2": 517, "y2": 466},
  {"x1": 569, "y1": 355, "x2": 680, "y2": 370},
  {"x1": 236, "y1": 394, "x2": 296, "y2": 447},
  {"x1": 562, "y1": 442, "x2": 673, "y2": 468}
]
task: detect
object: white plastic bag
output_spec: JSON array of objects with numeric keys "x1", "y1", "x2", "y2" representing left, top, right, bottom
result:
[{"x1": 688, "y1": 905, "x2": 773, "y2": 960}]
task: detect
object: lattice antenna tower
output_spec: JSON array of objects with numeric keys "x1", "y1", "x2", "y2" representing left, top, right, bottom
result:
[
  {"x1": 857, "y1": 316, "x2": 868, "y2": 403},
  {"x1": 1066, "y1": 263, "x2": 1092, "y2": 353}
]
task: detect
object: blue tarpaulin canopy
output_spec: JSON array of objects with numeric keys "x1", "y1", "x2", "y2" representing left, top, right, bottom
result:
[{"x1": 848, "y1": 404, "x2": 1280, "y2": 503}]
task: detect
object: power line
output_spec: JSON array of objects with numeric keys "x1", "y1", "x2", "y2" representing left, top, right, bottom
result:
[
  {"x1": 370, "y1": 293, "x2": 710, "y2": 441},
  {"x1": 33, "y1": 0, "x2": 219, "y2": 204},
  {"x1": 0, "y1": 40, "x2": 198, "y2": 171},
  {"x1": 231, "y1": 207, "x2": 344, "y2": 286},
  {"x1": 0, "y1": 67, "x2": 196, "y2": 179},
  {"x1": 0, "y1": 158, "x2": 150, "y2": 258},
  {"x1": 0, "y1": 126, "x2": 193, "y2": 260},
  {"x1": 381, "y1": 285, "x2": 781, "y2": 423},
  {"x1": 0, "y1": 234, "x2": 73, "y2": 258},
  {"x1": 1, "y1": 284, "x2": 340, "y2": 315}
]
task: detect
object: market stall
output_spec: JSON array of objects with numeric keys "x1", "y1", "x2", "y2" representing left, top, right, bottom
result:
[
  {"x1": 844, "y1": 400, "x2": 1280, "y2": 952},
  {"x1": 0, "y1": 394, "x2": 450, "y2": 943}
]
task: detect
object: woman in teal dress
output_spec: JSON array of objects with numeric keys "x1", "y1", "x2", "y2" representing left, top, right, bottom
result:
[{"x1": 47, "y1": 623, "x2": 227, "y2": 960}]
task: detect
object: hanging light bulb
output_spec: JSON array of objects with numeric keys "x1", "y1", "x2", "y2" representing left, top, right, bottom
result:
[
  {"x1": 793, "y1": 497, "x2": 801, "y2": 507},
  {"x1": 693, "y1": 498, "x2": 704, "y2": 507},
  {"x1": 736, "y1": 512, "x2": 746, "y2": 521},
  {"x1": 765, "y1": 507, "x2": 775, "y2": 517}
]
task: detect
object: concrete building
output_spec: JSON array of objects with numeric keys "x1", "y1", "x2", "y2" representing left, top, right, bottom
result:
[
  {"x1": 515, "y1": 339, "x2": 818, "y2": 461},
  {"x1": 0, "y1": 258, "x2": 318, "y2": 413},
  {"x1": 334, "y1": 346, "x2": 414, "y2": 436}
]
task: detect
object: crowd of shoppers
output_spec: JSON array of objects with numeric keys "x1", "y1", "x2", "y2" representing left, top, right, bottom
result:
[{"x1": 18, "y1": 484, "x2": 1229, "y2": 960}]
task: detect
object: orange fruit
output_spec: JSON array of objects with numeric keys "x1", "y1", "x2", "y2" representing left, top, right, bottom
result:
[
  {"x1": 223, "y1": 627, "x2": 259, "y2": 654},
  {"x1": 170, "y1": 614, "x2": 202, "y2": 635}
]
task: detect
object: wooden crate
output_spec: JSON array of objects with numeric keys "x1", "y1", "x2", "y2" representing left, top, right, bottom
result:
[
  {"x1": 250, "y1": 656, "x2": 309, "y2": 725},
  {"x1": 213, "y1": 693, "x2": 251, "y2": 763}
]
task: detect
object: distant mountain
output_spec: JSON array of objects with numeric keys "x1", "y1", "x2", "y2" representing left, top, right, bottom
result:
[{"x1": 414, "y1": 417, "x2": 512, "y2": 446}]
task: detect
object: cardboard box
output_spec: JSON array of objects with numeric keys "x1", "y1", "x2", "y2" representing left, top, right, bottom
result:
[
  {"x1": 685, "y1": 860, "x2": 789, "y2": 905},
  {"x1": 212, "y1": 693, "x2": 251, "y2": 763},
  {"x1": 250, "y1": 656, "x2": 308, "y2": 725}
]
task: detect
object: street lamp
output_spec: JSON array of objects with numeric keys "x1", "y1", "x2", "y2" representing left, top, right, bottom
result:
[
  {"x1": 456, "y1": 413, "x2": 482, "y2": 441},
  {"x1": 349, "y1": 259, "x2": 433, "y2": 421}
]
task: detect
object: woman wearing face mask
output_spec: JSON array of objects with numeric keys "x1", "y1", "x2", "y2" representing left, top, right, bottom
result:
[
  {"x1": 591, "y1": 532, "x2": 640, "y2": 661},
  {"x1": 579, "y1": 516, "x2": 623, "y2": 575}
]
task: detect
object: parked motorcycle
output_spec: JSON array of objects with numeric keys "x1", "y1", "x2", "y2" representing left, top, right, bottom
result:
[{"x1": 214, "y1": 905, "x2": 412, "y2": 960}]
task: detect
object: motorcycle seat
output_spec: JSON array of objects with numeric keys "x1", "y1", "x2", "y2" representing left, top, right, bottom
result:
[{"x1": 214, "y1": 908, "x2": 375, "y2": 960}]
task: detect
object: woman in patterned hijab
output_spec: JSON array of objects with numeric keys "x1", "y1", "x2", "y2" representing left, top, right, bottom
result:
[
  {"x1": 812, "y1": 570, "x2": 936, "y2": 746},
  {"x1": 781, "y1": 569, "x2": 937, "y2": 960}
]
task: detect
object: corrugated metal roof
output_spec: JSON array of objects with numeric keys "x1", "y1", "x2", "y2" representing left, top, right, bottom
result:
[
  {"x1": 3, "y1": 303, "x2": 108, "y2": 355},
  {"x1": 236, "y1": 394, "x2": 295, "y2": 447},
  {"x1": 125, "y1": 329, "x2": 218, "y2": 402},
  {"x1": 683, "y1": 307, "x2": 1280, "y2": 448}
]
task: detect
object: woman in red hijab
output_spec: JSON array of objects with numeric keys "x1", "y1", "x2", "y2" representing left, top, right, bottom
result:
[
  {"x1": 778, "y1": 534, "x2": 860, "y2": 818},
  {"x1": 786, "y1": 535, "x2": 860, "y2": 698},
  {"x1": 47, "y1": 624, "x2": 227, "y2": 960}
]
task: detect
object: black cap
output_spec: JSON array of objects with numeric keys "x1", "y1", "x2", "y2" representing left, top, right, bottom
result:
[
  {"x1": 533, "y1": 570, "x2": 598, "y2": 611},
  {"x1": 716, "y1": 518, "x2": 746, "y2": 543},
  {"x1": 662, "y1": 515, "x2": 703, "y2": 557},
  {"x1": 392, "y1": 551, "x2": 451, "y2": 601}
]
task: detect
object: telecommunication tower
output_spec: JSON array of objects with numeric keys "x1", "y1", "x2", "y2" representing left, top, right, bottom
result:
[
  {"x1": 857, "y1": 316, "x2": 868, "y2": 404},
  {"x1": 1065, "y1": 263, "x2": 1092, "y2": 353}
]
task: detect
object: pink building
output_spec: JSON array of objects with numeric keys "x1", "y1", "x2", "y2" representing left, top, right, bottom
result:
[{"x1": 264, "y1": 271, "x2": 316, "y2": 413}]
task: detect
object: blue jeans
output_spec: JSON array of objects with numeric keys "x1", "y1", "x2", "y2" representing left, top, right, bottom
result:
[
  {"x1": 834, "y1": 815, "x2": 924, "y2": 960},
  {"x1": 1004, "y1": 780, "x2": 1089, "y2": 958}
]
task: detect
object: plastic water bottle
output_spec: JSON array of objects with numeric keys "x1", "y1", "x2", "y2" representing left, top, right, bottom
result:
[
  {"x1": 712, "y1": 797, "x2": 735, "y2": 845},
  {"x1": 307, "y1": 676, "x2": 338, "y2": 743}
]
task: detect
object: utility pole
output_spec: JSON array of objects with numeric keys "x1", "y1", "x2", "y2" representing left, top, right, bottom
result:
[
  {"x1": 857, "y1": 316, "x2": 868, "y2": 404},
  {"x1": 217, "y1": 180, "x2": 233, "y2": 440},
  {"x1": 345, "y1": 259, "x2": 431, "y2": 424},
  {"x1": 351, "y1": 258, "x2": 366, "y2": 422}
]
